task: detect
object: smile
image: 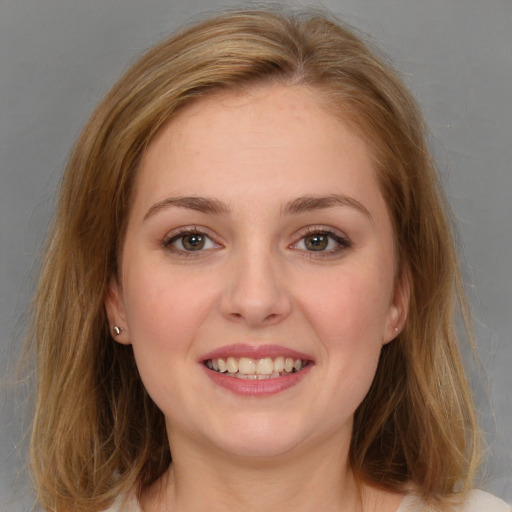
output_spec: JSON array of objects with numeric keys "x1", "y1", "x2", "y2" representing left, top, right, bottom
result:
[
  {"x1": 205, "y1": 356, "x2": 309, "y2": 379},
  {"x1": 200, "y1": 344, "x2": 314, "y2": 396}
]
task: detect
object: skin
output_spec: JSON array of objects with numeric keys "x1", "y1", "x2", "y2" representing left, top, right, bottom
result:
[{"x1": 106, "y1": 85, "x2": 409, "y2": 512}]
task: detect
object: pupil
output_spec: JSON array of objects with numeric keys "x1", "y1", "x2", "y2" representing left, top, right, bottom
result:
[
  {"x1": 183, "y1": 234, "x2": 205, "y2": 250},
  {"x1": 305, "y1": 234, "x2": 328, "y2": 251}
]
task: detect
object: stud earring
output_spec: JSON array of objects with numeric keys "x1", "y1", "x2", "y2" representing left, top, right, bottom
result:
[
  {"x1": 113, "y1": 325, "x2": 122, "y2": 336},
  {"x1": 395, "y1": 327, "x2": 399, "y2": 333}
]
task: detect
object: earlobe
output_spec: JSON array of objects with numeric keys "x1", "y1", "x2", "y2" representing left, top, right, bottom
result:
[
  {"x1": 105, "y1": 277, "x2": 131, "y2": 345},
  {"x1": 383, "y1": 269, "x2": 411, "y2": 345}
]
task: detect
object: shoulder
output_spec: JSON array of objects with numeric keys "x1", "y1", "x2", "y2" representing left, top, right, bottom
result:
[
  {"x1": 398, "y1": 489, "x2": 511, "y2": 512},
  {"x1": 461, "y1": 490, "x2": 511, "y2": 512}
]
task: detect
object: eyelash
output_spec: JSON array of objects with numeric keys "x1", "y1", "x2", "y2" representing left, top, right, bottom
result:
[
  {"x1": 162, "y1": 227, "x2": 220, "y2": 256},
  {"x1": 162, "y1": 226, "x2": 351, "y2": 257},
  {"x1": 290, "y1": 226, "x2": 352, "y2": 258}
]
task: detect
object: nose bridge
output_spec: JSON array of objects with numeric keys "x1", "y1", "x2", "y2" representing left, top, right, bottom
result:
[{"x1": 221, "y1": 238, "x2": 291, "y2": 326}]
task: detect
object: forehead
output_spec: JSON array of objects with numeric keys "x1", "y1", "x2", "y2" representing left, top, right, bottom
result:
[{"x1": 131, "y1": 85, "x2": 385, "y2": 218}]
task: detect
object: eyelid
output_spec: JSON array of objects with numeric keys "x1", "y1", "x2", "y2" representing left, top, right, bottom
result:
[
  {"x1": 160, "y1": 224, "x2": 351, "y2": 258},
  {"x1": 289, "y1": 225, "x2": 352, "y2": 256},
  {"x1": 162, "y1": 226, "x2": 223, "y2": 254}
]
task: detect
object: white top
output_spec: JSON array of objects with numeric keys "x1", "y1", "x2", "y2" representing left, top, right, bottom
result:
[
  {"x1": 105, "y1": 489, "x2": 511, "y2": 511},
  {"x1": 396, "y1": 490, "x2": 511, "y2": 512}
]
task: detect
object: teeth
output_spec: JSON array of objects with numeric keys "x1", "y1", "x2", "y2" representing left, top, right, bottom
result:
[
  {"x1": 256, "y1": 357, "x2": 274, "y2": 375},
  {"x1": 274, "y1": 356, "x2": 285, "y2": 373},
  {"x1": 238, "y1": 357, "x2": 256, "y2": 375},
  {"x1": 226, "y1": 357, "x2": 238, "y2": 374},
  {"x1": 205, "y1": 356, "x2": 308, "y2": 378}
]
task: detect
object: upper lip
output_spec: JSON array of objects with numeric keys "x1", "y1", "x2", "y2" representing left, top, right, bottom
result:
[{"x1": 200, "y1": 343, "x2": 314, "y2": 362}]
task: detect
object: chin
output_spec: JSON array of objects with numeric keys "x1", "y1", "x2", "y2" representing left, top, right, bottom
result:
[
  {"x1": 216, "y1": 436, "x2": 300, "y2": 460},
  {"x1": 204, "y1": 413, "x2": 307, "y2": 459}
]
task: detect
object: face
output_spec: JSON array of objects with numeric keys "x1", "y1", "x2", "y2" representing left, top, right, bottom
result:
[{"x1": 106, "y1": 85, "x2": 408, "y2": 459}]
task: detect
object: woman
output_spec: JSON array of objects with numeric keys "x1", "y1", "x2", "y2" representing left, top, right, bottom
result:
[{"x1": 26, "y1": 8, "x2": 510, "y2": 512}]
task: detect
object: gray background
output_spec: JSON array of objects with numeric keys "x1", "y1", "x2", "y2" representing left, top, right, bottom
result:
[{"x1": 1, "y1": 0, "x2": 511, "y2": 510}]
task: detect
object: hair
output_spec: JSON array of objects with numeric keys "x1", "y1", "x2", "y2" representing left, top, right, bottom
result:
[{"x1": 26, "y1": 7, "x2": 480, "y2": 511}]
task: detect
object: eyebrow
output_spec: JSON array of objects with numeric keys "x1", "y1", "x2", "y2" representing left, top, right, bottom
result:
[
  {"x1": 144, "y1": 196, "x2": 231, "y2": 220},
  {"x1": 282, "y1": 194, "x2": 373, "y2": 221},
  {"x1": 143, "y1": 193, "x2": 372, "y2": 221}
]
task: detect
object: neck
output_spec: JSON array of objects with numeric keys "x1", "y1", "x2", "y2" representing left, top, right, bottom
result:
[{"x1": 142, "y1": 429, "x2": 373, "y2": 512}]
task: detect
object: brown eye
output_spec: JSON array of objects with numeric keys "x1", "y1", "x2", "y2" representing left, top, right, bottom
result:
[
  {"x1": 164, "y1": 230, "x2": 218, "y2": 253},
  {"x1": 304, "y1": 233, "x2": 329, "y2": 251},
  {"x1": 291, "y1": 228, "x2": 351, "y2": 257},
  {"x1": 182, "y1": 233, "x2": 206, "y2": 251}
]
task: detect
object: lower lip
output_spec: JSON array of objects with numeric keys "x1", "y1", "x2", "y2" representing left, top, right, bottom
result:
[{"x1": 202, "y1": 364, "x2": 313, "y2": 397}]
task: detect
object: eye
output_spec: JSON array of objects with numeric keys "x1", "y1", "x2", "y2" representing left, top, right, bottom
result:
[
  {"x1": 291, "y1": 228, "x2": 351, "y2": 256},
  {"x1": 303, "y1": 233, "x2": 331, "y2": 251},
  {"x1": 163, "y1": 228, "x2": 219, "y2": 253}
]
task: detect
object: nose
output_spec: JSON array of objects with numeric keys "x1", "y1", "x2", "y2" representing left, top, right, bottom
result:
[{"x1": 220, "y1": 246, "x2": 292, "y2": 327}]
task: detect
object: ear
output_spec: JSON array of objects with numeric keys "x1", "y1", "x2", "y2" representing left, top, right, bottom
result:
[
  {"x1": 105, "y1": 276, "x2": 131, "y2": 345},
  {"x1": 383, "y1": 269, "x2": 410, "y2": 345}
]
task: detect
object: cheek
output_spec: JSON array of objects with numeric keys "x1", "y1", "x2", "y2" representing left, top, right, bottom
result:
[
  {"x1": 121, "y1": 265, "x2": 219, "y2": 414},
  {"x1": 122, "y1": 263, "x2": 217, "y2": 363},
  {"x1": 300, "y1": 266, "x2": 391, "y2": 409},
  {"x1": 297, "y1": 263, "x2": 394, "y2": 344}
]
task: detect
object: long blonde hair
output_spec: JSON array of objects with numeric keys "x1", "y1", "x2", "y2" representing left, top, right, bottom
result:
[{"x1": 27, "y1": 8, "x2": 480, "y2": 511}]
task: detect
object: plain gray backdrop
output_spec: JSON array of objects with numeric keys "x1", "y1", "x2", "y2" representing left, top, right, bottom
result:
[{"x1": 1, "y1": 0, "x2": 511, "y2": 510}]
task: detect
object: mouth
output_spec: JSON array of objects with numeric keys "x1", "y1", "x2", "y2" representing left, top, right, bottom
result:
[
  {"x1": 204, "y1": 356, "x2": 310, "y2": 380},
  {"x1": 200, "y1": 344, "x2": 314, "y2": 396}
]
